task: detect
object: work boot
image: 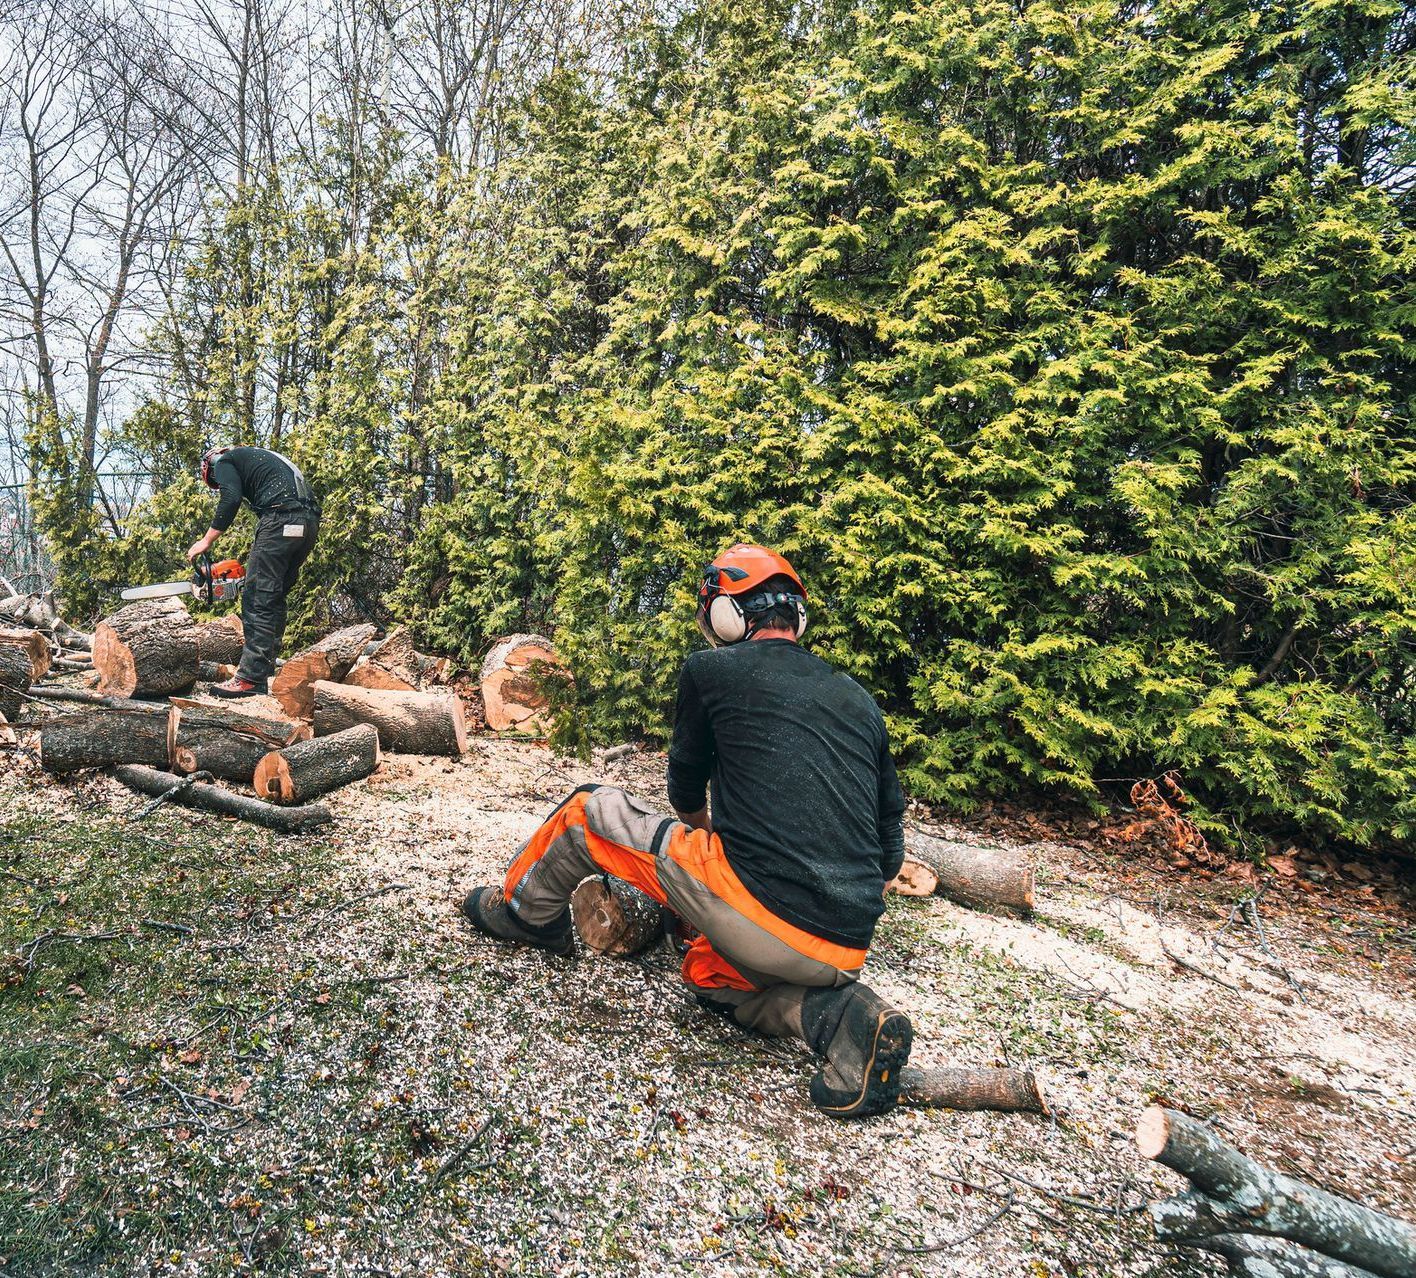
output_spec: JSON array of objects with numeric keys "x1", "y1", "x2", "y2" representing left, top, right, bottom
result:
[
  {"x1": 211, "y1": 676, "x2": 264, "y2": 699},
  {"x1": 801, "y1": 983, "x2": 912, "y2": 1119},
  {"x1": 460, "y1": 887, "x2": 575, "y2": 958}
]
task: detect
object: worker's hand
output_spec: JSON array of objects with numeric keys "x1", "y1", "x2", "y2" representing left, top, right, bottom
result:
[{"x1": 186, "y1": 535, "x2": 214, "y2": 562}]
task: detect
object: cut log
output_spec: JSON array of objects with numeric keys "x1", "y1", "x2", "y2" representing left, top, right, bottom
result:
[
  {"x1": 311, "y1": 680, "x2": 466, "y2": 756},
  {"x1": 92, "y1": 598, "x2": 200, "y2": 697},
  {"x1": 0, "y1": 627, "x2": 52, "y2": 680},
  {"x1": 1189, "y1": 1232, "x2": 1380, "y2": 1278},
  {"x1": 479, "y1": 633, "x2": 563, "y2": 733},
  {"x1": 48, "y1": 656, "x2": 92, "y2": 675},
  {"x1": 571, "y1": 876, "x2": 663, "y2": 956},
  {"x1": 908, "y1": 829, "x2": 1035, "y2": 914},
  {"x1": 112, "y1": 765, "x2": 331, "y2": 833},
  {"x1": 253, "y1": 724, "x2": 381, "y2": 804},
  {"x1": 170, "y1": 700, "x2": 311, "y2": 782},
  {"x1": 53, "y1": 620, "x2": 93, "y2": 652},
  {"x1": 0, "y1": 642, "x2": 32, "y2": 721},
  {"x1": 270, "y1": 624, "x2": 379, "y2": 719},
  {"x1": 197, "y1": 660, "x2": 237, "y2": 683},
  {"x1": 345, "y1": 627, "x2": 451, "y2": 692},
  {"x1": 39, "y1": 702, "x2": 174, "y2": 772},
  {"x1": 887, "y1": 856, "x2": 939, "y2": 898},
  {"x1": 897, "y1": 1065, "x2": 1049, "y2": 1115},
  {"x1": 1137, "y1": 1106, "x2": 1416, "y2": 1278},
  {"x1": 191, "y1": 615, "x2": 245, "y2": 665},
  {"x1": 344, "y1": 658, "x2": 417, "y2": 691},
  {"x1": 0, "y1": 712, "x2": 15, "y2": 746}
]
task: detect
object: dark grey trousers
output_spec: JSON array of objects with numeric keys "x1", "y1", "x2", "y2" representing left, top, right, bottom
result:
[{"x1": 236, "y1": 508, "x2": 319, "y2": 683}]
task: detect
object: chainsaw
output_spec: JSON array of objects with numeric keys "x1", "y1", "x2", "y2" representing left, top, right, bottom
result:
[{"x1": 120, "y1": 553, "x2": 246, "y2": 606}]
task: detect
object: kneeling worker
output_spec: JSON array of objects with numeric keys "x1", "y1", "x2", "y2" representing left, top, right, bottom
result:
[
  {"x1": 460, "y1": 543, "x2": 913, "y2": 1118},
  {"x1": 187, "y1": 445, "x2": 321, "y2": 699}
]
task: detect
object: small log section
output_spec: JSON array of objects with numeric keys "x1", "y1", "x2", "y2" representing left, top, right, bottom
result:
[
  {"x1": 93, "y1": 598, "x2": 200, "y2": 697},
  {"x1": 113, "y1": 765, "x2": 331, "y2": 833},
  {"x1": 191, "y1": 615, "x2": 245, "y2": 665},
  {"x1": 254, "y1": 724, "x2": 381, "y2": 804},
  {"x1": 40, "y1": 702, "x2": 174, "y2": 772},
  {"x1": 271, "y1": 624, "x2": 378, "y2": 720},
  {"x1": 311, "y1": 680, "x2": 467, "y2": 756},
  {"x1": 170, "y1": 700, "x2": 311, "y2": 782},
  {"x1": 345, "y1": 625, "x2": 449, "y2": 692},
  {"x1": 0, "y1": 642, "x2": 32, "y2": 722},
  {"x1": 197, "y1": 660, "x2": 237, "y2": 683},
  {"x1": 0, "y1": 627, "x2": 52, "y2": 681},
  {"x1": 479, "y1": 633, "x2": 562, "y2": 733},
  {"x1": 887, "y1": 857, "x2": 938, "y2": 897},
  {"x1": 907, "y1": 829, "x2": 1035, "y2": 914},
  {"x1": 571, "y1": 877, "x2": 663, "y2": 956},
  {"x1": 897, "y1": 1065, "x2": 1049, "y2": 1115},
  {"x1": 1137, "y1": 1106, "x2": 1416, "y2": 1278}
]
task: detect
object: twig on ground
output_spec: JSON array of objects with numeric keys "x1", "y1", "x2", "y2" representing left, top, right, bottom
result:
[
  {"x1": 983, "y1": 1163, "x2": 1149, "y2": 1216},
  {"x1": 141, "y1": 918, "x2": 194, "y2": 937},
  {"x1": 896, "y1": 1192, "x2": 1016, "y2": 1254},
  {"x1": 429, "y1": 1116, "x2": 496, "y2": 1186},
  {"x1": 17, "y1": 929, "x2": 123, "y2": 977},
  {"x1": 298, "y1": 882, "x2": 410, "y2": 938},
  {"x1": 1153, "y1": 898, "x2": 1244, "y2": 992}
]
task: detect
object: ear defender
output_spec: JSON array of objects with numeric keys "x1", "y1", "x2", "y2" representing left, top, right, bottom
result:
[{"x1": 707, "y1": 595, "x2": 747, "y2": 645}]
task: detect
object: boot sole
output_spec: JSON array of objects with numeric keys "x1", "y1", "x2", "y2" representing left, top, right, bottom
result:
[{"x1": 815, "y1": 1010, "x2": 913, "y2": 1119}]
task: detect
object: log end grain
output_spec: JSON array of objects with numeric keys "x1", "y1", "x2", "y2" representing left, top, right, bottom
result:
[
  {"x1": 1135, "y1": 1105, "x2": 1171, "y2": 1161},
  {"x1": 887, "y1": 857, "x2": 939, "y2": 897}
]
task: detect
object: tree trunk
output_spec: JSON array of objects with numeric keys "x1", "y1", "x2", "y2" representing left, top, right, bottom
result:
[
  {"x1": 112, "y1": 764, "x2": 331, "y2": 833},
  {"x1": 887, "y1": 857, "x2": 939, "y2": 897},
  {"x1": 897, "y1": 1066, "x2": 1049, "y2": 1115},
  {"x1": 311, "y1": 680, "x2": 467, "y2": 756},
  {"x1": 271, "y1": 624, "x2": 379, "y2": 719},
  {"x1": 571, "y1": 876, "x2": 663, "y2": 956},
  {"x1": 0, "y1": 643, "x2": 32, "y2": 721},
  {"x1": 908, "y1": 830, "x2": 1035, "y2": 914},
  {"x1": 1137, "y1": 1107, "x2": 1416, "y2": 1278},
  {"x1": 253, "y1": 724, "x2": 381, "y2": 804},
  {"x1": 479, "y1": 633, "x2": 561, "y2": 732},
  {"x1": 93, "y1": 598, "x2": 200, "y2": 698},
  {"x1": 1189, "y1": 1232, "x2": 1380, "y2": 1278},
  {"x1": 191, "y1": 615, "x2": 245, "y2": 665},
  {"x1": 170, "y1": 700, "x2": 310, "y2": 782},
  {"x1": 0, "y1": 627, "x2": 52, "y2": 680},
  {"x1": 40, "y1": 702, "x2": 174, "y2": 772}
]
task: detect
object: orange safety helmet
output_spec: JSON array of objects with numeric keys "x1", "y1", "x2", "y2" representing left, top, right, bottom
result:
[{"x1": 696, "y1": 543, "x2": 808, "y2": 647}]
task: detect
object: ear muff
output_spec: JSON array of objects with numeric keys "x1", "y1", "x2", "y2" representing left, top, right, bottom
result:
[{"x1": 704, "y1": 594, "x2": 747, "y2": 646}]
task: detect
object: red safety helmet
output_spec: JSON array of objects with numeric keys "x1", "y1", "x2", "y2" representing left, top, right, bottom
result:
[
  {"x1": 200, "y1": 446, "x2": 231, "y2": 489},
  {"x1": 696, "y1": 543, "x2": 808, "y2": 647}
]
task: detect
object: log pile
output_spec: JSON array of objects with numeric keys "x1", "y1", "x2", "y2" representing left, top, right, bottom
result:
[
  {"x1": 345, "y1": 626, "x2": 451, "y2": 691},
  {"x1": 270, "y1": 624, "x2": 378, "y2": 719},
  {"x1": 312, "y1": 680, "x2": 467, "y2": 756},
  {"x1": 254, "y1": 724, "x2": 380, "y2": 805},
  {"x1": 1137, "y1": 1106, "x2": 1416, "y2": 1278},
  {"x1": 0, "y1": 641, "x2": 34, "y2": 722},
  {"x1": 0, "y1": 627, "x2": 53, "y2": 681},
  {"x1": 0, "y1": 586, "x2": 92, "y2": 653}
]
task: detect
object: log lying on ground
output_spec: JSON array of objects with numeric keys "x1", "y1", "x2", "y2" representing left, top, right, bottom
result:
[
  {"x1": 345, "y1": 625, "x2": 450, "y2": 692},
  {"x1": 270, "y1": 624, "x2": 379, "y2": 719},
  {"x1": 479, "y1": 633, "x2": 562, "y2": 732},
  {"x1": 93, "y1": 598, "x2": 200, "y2": 697},
  {"x1": 112, "y1": 765, "x2": 331, "y2": 832},
  {"x1": 1137, "y1": 1106, "x2": 1416, "y2": 1278},
  {"x1": 311, "y1": 680, "x2": 467, "y2": 756},
  {"x1": 253, "y1": 724, "x2": 380, "y2": 804},
  {"x1": 897, "y1": 1065, "x2": 1049, "y2": 1114},
  {"x1": 0, "y1": 642, "x2": 32, "y2": 721},
  {"x1": 906, "y1": 829, "x2": 1035, "y2": 914},
  {"x1": 571, "y1": 876, "x2": 663, "y2": 956},
  {"x1": 1189, "y1": 1232, "x2": 1380, "y2": 1278},
  {"x1": 0, "y1": 590, "x2": 94, "y2": 652},
  {"x1": 39, "y1": 702, "x2": 174, "y2": 772},
  {"x1": 887, "y1": 857, "x2": 939, "y2": 897},
  {"x1": 197, "y1": 660, "x2": 236, "y2": 683},
  {"x1": 170, "y1": 699, "x2": 310, "y2": 781},
  {"x1": 191, "y1": 615, "x2": 245, "y2": 665},
  {"x1": 0, "y1": 627, "x2": 52, "y2": 680}
]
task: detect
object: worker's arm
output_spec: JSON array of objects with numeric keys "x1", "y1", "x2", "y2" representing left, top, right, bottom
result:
[
  {"x1": 876, "y1": 725, "x2": 906, "y2": 884},
  {"x1": 666, "y1": 661, "x2": 714, "y2": 832},
  {"x1": 188, "y1": 458, "x2": 243, "y2": 561}
]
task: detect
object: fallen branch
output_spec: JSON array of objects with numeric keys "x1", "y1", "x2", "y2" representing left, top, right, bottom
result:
[
  {"x1": 898, "y1": 1066, "x2": 1049, "y2": 1115},
  {"x1": 131, "y1": 771, "x2": 213, "y2": 822},
  {"x1": 112, "y1": 765, "x2": 332, "y2": 834}
]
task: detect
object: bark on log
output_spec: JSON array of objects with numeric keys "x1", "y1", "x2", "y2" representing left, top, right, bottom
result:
[
  {"x1": 112, "y1": 765, "x2": 331, "y2": 832},
  {"x1": 1137, "y1": 1107, "x2": 1416, "y2": 1278},
  {"x1": 48, "y1": 656, "x2": 92, "y2": 674},
  {"x1": 39, "y1": 702, "x2": 174, "y2": 772},
  {"x1": 191, "y1": 615, "x2": 245, "y2": 665},
  {"x1": 571, "y1": 876, "x2": 663, "y2": 956},
  {"x1": 887, "y1": 857, "x2": 939, "y2": 897},
  {"x1": 908, "y1": 829, "x2": 1035, "y2": 914},
  {"x1": 311, "y1": 680, "x2": 467, "y2": 756},
  {"x1": 93, "y1": 598, "x2": 200, "y2": 698},
  {"x1": 197, "y1": 661, "x2": 237, "y2": 683},
  {"x1": 270, "y1": 624, "x2": 379, "y2": 719},
  {"x1": 1189, "y1": 1232, "x2": 1380, "y2": 1278},
  {"x1": 0, "y1": 627, "x2": 52, "y2": 680},
  {"x1": 0, "y1": 642, "x2": 32, "y2": 721},
  {"x1": 479, "y1": 633, "x2": 562, "y2": 732},
  {"x1": 897, "y1": 1065, "x2": 1049, "y2": 1114},
  {"x1": 253, "y1": 724, "x2": 381, "y2": 804},
  {"x1": 53, "y1": 620, "x2": 92, "y2": 652},
  {"x1": 170, "y1": 701, "x2": 311, "y2": 781}
]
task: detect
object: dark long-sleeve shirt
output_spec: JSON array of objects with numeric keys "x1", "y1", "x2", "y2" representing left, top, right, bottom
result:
[
  {"x1": 666, "y1": 639, "x2": 906, "y2": 949},
  {"x1": 209, "y1": 447, "x2": 316, "y2": 532}
]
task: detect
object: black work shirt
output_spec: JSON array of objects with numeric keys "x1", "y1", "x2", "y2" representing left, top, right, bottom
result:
[
  {"x1": 666, "y1": 639, "x2": 906, "y2": 949},
  {"x1": 209, "y1": 447, "x2": 316, "y2": 532}
]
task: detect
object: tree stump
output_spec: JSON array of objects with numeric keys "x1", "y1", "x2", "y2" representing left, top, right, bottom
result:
[
  {"x1": 39, "y1": 702, "x2": 174, "y2": 772},
  {"x1": 93, "y1": 598, "x2": 200, "y2": 698},
  {"x1": 191, "y1": 615, "x2": 245, "y2": 665},
  {"x1": 479, "y1": 633, "x2": 562, "y2": 733},
  {"x1": 0, "y1": 627, "x2": 52, "y2": 681},
  {"x1": 908, "y1": 830, "x2": 1035, "y2": 914},
  {"x1": 170, "y1": 700, "x2": 311, "y2": 782},
  {"x1": 897, "y1": 1065, "x2": 1049, "y2": 1114},
  {"x1": 571, "y1": 876, "x2": 663, "y2": 956},
  {"x1": 311, "y1": 680, "x2": 467, "y2": 756},
  {"x1": 271, "y1": 624, "x2": 379, "y2": 719},
  {"x1": 0, "y1": 642, "x2": 32, "y2": 722},
  {"x1": 253, "y1": 724, "x2": 381, "y2": 804}
]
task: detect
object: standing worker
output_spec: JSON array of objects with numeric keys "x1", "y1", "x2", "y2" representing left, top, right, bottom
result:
[
  {"x1": 187, "y1": 445, "x2": 321, "y2": 699},
  {"x1": 459, "y1": 543, "x2": 913, "y2": 1119}
]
